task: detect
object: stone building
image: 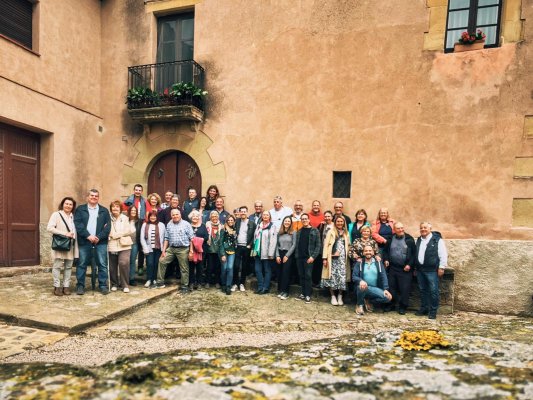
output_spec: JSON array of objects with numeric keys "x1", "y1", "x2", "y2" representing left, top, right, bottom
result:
[{"x1": 0, "y1": 1, "x2": 531, "y2": 313}]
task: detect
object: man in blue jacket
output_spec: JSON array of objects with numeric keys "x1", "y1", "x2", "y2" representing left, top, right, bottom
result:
[
  {"x1": 353, "y1": 245, "x2": 392, "y2": 315},
  {"x1": 74, "y1": 189, "x2": 111, "y2": 295}
]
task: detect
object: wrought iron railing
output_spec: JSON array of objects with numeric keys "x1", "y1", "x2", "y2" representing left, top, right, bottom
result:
[{"x1": 127, "y1": 60, "x2": 205, "y2": 110}]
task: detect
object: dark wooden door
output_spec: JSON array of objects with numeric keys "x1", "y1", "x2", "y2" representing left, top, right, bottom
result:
[
  {"x1": 147, "y1": 151, "x2": 202, "y2": 202},
  {"x1": 0, "y1": 123, "x2": 40, "y2": 266}
]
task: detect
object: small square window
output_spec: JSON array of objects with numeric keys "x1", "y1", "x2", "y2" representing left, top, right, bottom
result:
[{"x1": 333, "y1": 171, "x2": 351, "y2": 198}]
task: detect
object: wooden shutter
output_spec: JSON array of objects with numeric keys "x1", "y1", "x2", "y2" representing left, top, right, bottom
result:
[{"x1": 0, "y1": 0, "x2": 33, "y2": 49}]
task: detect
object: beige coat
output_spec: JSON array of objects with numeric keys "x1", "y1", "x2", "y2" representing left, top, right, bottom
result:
[
  {"x1": 47, "y1": 210, "x2": 78, "y2": 259},
  {"x1": 321, "y1": 228, "x2": 351, "y2": 281},
  {"x1": 108, "y1": 214, "x2": 136, "y2": 253}
]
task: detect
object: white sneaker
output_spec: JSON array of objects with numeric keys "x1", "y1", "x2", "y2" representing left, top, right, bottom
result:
[
  {"x1": 331, "y1": 296, "x2": 338, "y2": 306},
  {"x1": 123, "y1": 287, "x2": 130, "y2": 293},
  {"x1": 239, "y1": 284, "x2": 246, "y2": 292},
  {"x1": 111, "y1": 286, "x2": 117, "y2": 292},
  {"x1": 231, "y1": 284, "x2": 237, "y2": 292},
  {"x1": 337, "y1": 295, "x2": 344, "y2": 306},
  {"x1": 144, "y1": 280, "x2": 151, "y2": 288}
]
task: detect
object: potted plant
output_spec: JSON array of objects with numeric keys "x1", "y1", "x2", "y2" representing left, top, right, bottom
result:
[
  {"x1": 126, "y1": 87, "x2": 161, "y2": 109},
  {"x1": 454, "y1": 29, "x2": 486, "y2": 53},
  {"x1": 169, "y1": 82, "x2": 208, "y2": 108}
]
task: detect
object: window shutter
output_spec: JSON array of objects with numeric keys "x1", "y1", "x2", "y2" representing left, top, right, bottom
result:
[{"x1": 0, "y1": 0, "x2": 33, "y2": 49}]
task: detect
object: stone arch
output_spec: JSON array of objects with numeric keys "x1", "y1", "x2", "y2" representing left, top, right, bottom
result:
[{"x1": 120, "y1": 128, "x2": 225, "y2": 197}]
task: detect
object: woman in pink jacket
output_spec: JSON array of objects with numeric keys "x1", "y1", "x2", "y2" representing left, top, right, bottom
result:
[{"x1": 371, "y1": 208, "x2": 395, "y2": 257}]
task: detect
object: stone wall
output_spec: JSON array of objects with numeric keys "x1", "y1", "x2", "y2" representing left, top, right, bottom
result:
[{"x1": 448, "y1": 239, "x2": 533, "y2": 316}]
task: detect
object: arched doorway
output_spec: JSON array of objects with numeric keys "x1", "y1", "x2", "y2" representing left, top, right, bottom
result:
[{"x1": 147, "y1": 151, "x2": 202, "y2": 201}]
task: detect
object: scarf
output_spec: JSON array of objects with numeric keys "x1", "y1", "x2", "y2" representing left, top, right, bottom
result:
[{"x1": 144, "y1": 222, "x2": 161, "y2": 249}]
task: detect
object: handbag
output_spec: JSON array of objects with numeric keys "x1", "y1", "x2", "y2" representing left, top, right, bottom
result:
[
  {"x1": 51, "y1": 212, "x2": 72, "y2": 251},
  {"x1": 119, "y1": 236, "x2": 133, "y2": 246}
]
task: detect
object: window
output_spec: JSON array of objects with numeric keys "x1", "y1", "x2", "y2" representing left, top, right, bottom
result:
[
  {"x1": 445, "y1": 0, "x2": 502, "y2": 53},
  {"x1": 156, "y1": 12, "x2": 194, "y2": 90},
  {"x1": 333, "y1": 171, "x2": 351, "y2": 198},
  {"x1": 0, "y1": 0, "x2": 34, "y2": 49}
]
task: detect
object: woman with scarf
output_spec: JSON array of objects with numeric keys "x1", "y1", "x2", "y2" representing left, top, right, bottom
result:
[
  {"x1": 108, "y1": 200, "x2": 136, "y2": 293},
  {"x1": 140, "y1": 210, "x2": 165, "y2": 288},
  {"x1": 219, "y1": 215, "x2": 237, "y2": 295},
  {"x1": 188, "y1": 209, "x2": 208, "y2": 290},
  {"x1": 252, "y1": 210, "x2": 278, "y2": 294},
  {"x1": 205, "y1": 210, "x2": 222, "y2": 288},
  {"x1": 322, "y1": 215, "x2": 351, "y2": 306}
]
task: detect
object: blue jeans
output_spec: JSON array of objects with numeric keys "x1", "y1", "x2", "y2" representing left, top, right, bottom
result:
[
  {"x1": 145, "y1": 249, "x2": 161, "y2": 282},
  {"x1": 77, "y1": 244, "x2": 108, "y2": 290},
  {"x1": 255, "y1": 257, "x2": 272, "y2": 291},
  {"x1": 356, "y1": 284, "x2": 391, "y2": 306},
  {"x1": 129, "y1": 242, "x2": 139, "y2": 283},
  {"x1": 220, "y1": 253, "x2": 235, "y2": 288},
  {"x1": 417, "y1": 270, "x2": 439, "y2": 314}
]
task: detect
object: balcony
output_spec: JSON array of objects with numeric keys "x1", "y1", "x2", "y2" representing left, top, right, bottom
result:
[{"x1": 127, "y1": 60, "x2": 206, "y2": 124}]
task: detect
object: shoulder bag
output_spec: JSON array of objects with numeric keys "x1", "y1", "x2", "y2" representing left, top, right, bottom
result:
[{"x1": 52, "y1": 212, "x2": 72, "y2": 251}]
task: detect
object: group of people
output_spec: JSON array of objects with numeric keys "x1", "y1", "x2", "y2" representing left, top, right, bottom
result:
[{"x1": 47, "y1": 184, "x2": 448, "y2": 319}]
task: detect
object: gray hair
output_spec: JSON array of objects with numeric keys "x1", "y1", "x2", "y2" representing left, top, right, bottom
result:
[{"x1": 189, "y1": 210, "x2": 201, "y2": 220}]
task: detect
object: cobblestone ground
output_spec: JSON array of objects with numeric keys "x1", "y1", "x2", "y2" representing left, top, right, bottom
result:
[{"x1": 0, "y1": 288, "x2": 532, "y2": 399}]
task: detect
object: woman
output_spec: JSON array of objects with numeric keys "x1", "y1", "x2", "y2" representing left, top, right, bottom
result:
[
  {"x1": 188, "y1": 209, "x2": 208, "y2": 290},
  {"x1": 199, "y1": 196, "x2": 209, "y2": 223},
  {"x1": 127, "y1": 206, "x2": 143, "y2": 286},
  {"x1": 219, "y1": 215, "x2": 237, "y2": 295},
  {"x1": 47, "y1": 197, "x2": 78, "y2": 296},
  {"x1": 205, "y1": 185, "x2": 220, "y2": 211},
  {"x1": 205, "y1": 210, "x2": 222, "y2": 288},
  {"x1": 350, "y1": 209, "x2": 371, "y2": 242},
  {"x1": 349, "y1": 225, "x2": 380, "y2": 261},
  {"x1": 314, "y1": 210, "x2": 334, "y2": 287},
  {"x1": 145, "y1": 193, "x2": 162, "y2": 218},
  {"x1": 275, "y1": 216, "x2": 296, "y2": 300},
  {"x1": 371, "y1": 208, "x2": 395, "y2": 257},
  {"x1": 253, "y1": 211, "x2": 278, "y2": 294},
  {"x1": 321, "y1": 215, "x2": 351, "y2": 306},
  {"x1": 108, "y1": 200, "x2": 136, "y2": 293},
  {"x1": 140, "y1": 210, "x2": 165, "y2": 288}
]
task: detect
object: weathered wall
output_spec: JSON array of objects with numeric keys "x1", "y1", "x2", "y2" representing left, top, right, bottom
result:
[{"x1": 449, "y1": 239, "x2": 533, "y2": 316}]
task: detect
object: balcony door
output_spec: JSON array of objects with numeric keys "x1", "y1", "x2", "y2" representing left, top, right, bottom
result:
[
  {"x1": 156, "y1": 12, "x2": 194, "y2": 92},
  {"x1": 147, "y1": 151, "x2": 202, "y2": 204}
]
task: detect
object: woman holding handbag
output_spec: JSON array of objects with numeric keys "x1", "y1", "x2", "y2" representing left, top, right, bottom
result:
[
  {"x1": 47, "y1": 197, "x2": 78, "y2": 296},
  {"x1": 108, "y1": 200, "x2": 136, "y2": 293}
]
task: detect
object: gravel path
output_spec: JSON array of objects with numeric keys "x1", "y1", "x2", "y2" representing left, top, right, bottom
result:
[{"x1": 5, "y1": 329, "x2": 352, "y2": 367}]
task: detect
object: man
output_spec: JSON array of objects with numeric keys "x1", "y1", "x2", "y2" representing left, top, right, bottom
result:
[
  {"x1": 250, "y1": 201, "x2": 264, "y2": 225},
  {"x1": 182, "y1": 187, "x2": 199, "y2": 222},
  {"x1": 123, "y1": 184, "x2": 148, "y2": 220},
  {"x1": 291, "y1": 200, "x2": 304, "y2": 231},
  {"x1": 158, "y1": 194, "x2": 181, "y2": 226},
  {"x1": 233, "y1": 205, "x2": 256, "y2": 292},
  {"x1": 270, "y1": 195, "x2": 293, "y2": 229},
  {"x1": 333, "y1": 201, "x2": 352, "y2": 225},
  {"x1": 353, "y1": 245, "x2": 393, "y2": 315},
  {"x1": 414, "y1": 222, "x2": 448, "y2": 319},
  {"x1": 294, "y1": 213, "x2": 321, "y2": 304},
  {"x1": 74, "y1": 189, "x2": 111, "y2": 295},
  {"x1": 160, "y1": 191, "x2": 174, "y2": 210},
  {"x1": 156, "y1": 209, "x2": 194, "y2": 293},
  {"x1": 383, "y1": 222, "x2": 416, "y2": 314},
  {"x1": 308, "y1": 200, "x2": 324, "y2": 229},
  {"x1": 214, "y1": 197, "x2": 230, "y2": 224}
]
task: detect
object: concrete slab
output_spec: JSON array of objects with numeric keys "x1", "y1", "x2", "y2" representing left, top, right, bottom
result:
[
  {"x1": 0, "y1": 273, "x2": 176, "y2": 333},
  {"x1": 0, "y1": 323, "x2": 67, "y2": 359}
]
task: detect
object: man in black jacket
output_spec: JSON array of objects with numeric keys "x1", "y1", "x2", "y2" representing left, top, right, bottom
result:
[
  {"x1": 233, "y1": 206, "x2": 256, "y2": 291},
  {"x1": 74, "y1": 189, "x2": 111, "y2": 295},
  {"x1": 383, "y1": 222, "x2": 417, "y2": 314}
]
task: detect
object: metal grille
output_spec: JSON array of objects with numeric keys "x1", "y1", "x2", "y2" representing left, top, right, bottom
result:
[{"x1": 333, "y1": 171, "x2": 351, "y2": 198}]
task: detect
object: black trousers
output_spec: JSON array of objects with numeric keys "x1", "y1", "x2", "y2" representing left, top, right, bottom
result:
[
  {"x1": 388, "y1": 265, "x2": 413, "y2": 309},
  {"x1": 189, "y1": 259, "x2": 204, "y2": 286},
  {"x1": 206, "y1": 252, "x2": 221, "y2": 285},
  {"x1": 277, "y1": 250, "x2": 293, "y2": 294},
  {"x1": 296, "y1": 257, "x2": 313, "y2": 297},
  {"x1": 233, "y1": 245, "x2": 249, "y2": 286},
  {"x1": 312, "y1": 255, "x2": 323, "y2": 285}
]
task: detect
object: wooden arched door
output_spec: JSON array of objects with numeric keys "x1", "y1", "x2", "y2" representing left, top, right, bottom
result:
[{"x1": 147, "y1": 151, "x2": 202, "y2": 201}]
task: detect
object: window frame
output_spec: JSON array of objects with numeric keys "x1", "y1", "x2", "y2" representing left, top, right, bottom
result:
[
  {"x1": 0, "y1": 0, "x2": 35, "y2": 50},
  {"x1": 332, "y1": 171, "x2": 352, "y2": 199},
  {"x1": 444, "y1": 0, "x2": 503, "y2": 53}
]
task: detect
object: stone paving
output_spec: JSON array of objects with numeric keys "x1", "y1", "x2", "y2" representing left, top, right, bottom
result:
[{"x1": 0, "y1": 272, "x2": 531, "y2": 399}]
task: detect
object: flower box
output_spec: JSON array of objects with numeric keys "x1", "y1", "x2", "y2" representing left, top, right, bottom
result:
[{"x1": 454, "y1": 40, "x2": 485, "y2": 53}]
